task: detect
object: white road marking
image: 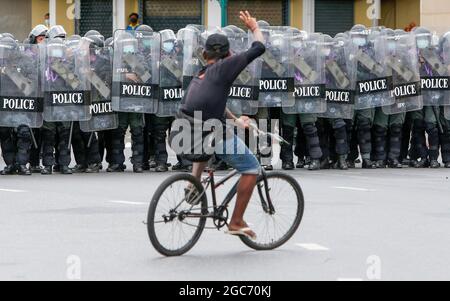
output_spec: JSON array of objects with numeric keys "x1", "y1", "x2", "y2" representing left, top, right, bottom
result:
[
  {"x1": 296, "y1": 243, "x2": 329, "y2": 251},
  {"x1": 337, "y1": 278, "x2": 363, "y2": 281},
  {"x1": 0, "y1": 188, "x2": 27, "y2": 193},
  {"x1": 332, "y1": 186, "x2": 375, "y2": 192},
  {"x1": 108, "y1": 200, "x2": 146, "y2": 206}
]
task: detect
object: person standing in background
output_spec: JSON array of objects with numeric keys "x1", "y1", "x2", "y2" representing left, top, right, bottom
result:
[{"x1": 126, "y1": 13, "x2": 140, "y2": 31}]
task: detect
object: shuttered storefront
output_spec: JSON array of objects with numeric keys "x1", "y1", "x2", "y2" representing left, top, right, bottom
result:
[
  {"x1": 315, "y1": 0, "x2": 354, "y2": 37},
  {"x1": 227, "y1": 0, "x2": 289, "y2": 27},
  {"x1": 80, "y1": 0, "x2": 113, "y2": 37},
  {"x1": 143, "y1": 0, "x2": 202, "y2": 32}
]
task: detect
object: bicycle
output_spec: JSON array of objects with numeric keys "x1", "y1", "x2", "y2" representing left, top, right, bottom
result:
[{"x1": 147, "y1": 166, "x2": 304, "y2": 256}]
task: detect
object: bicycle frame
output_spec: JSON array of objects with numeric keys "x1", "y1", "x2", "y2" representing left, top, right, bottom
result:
[{"x1": 183, "y1": 168, "x2": 275, "y2": 230}]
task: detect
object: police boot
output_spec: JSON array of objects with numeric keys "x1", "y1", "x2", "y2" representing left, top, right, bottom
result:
[
  {"x1": 296, "y1": 159, "x2": 305, "y2": 169},
  {"x1": 308, "y1": 159, "x2": 321, "y2": 171},
  {"x1": 388, "y1": 158, "x2": 402, "y2": 168},
  {"x1": 133, "y1": 163, "x2": 144, "y2": 173},
  {"x1": 41, "y1": 166, "x2": 53, "y2": 175},
  {"x1": 429, "y1": 159, "x2": 440, "y2": 168},
  {"x1": 155, "y1": 163, "x2": 169, "y2": 172},
  {"x1": 412, "y1": 157, "x2": 429, "y2": 168},
  {"x1": 72, "y1": 164, "x2": 87, "y2": 173},
  {"x1": 375, "y1": 160, "x2": 387, "y2": 168},
  {"x1": 107, "y1": 164, "x2": 125, "y2": 172},
  {"x1": 30, "y1": 165, "x2": 42, "y2": 173},
  {"x1": 262, "y1": 164, "x2": 273, "y2": 171},
  {"x1": 346, "y1": 160, "x2": 356, "y2": 169},
  {"x1": 320, "y1": 158, "x2": 330, "y2": 170},
  {"x1": 18, "y1": 165, "x2": 31, "y2": 176},
  {"x1": 172, "y1": 162, "x2": 190, "y2": 172},
  {"x1": 60, "y1": 166, "x2": 72, "y2": 175},
  {"x1": 86, "y1": 163, "x2": 101, "y2": 173},
  {"x1": 445, "y1": 162, "x2": 450, "y2": 168},
  {"x1": 362, "y1": 159, "x2": 377, "y2": 169},
  {"x1": 282, "y1": 161, "x2": 295, "y2": 170},
  {"x1": 142, "y1": 161, "x2": 151, "y2": 171},
  {"x1": 1, "y1": 165, "x2": 16, "y2": 175},
  {"x1": 336, "y1": 155, "x2": 348, "y2": 170}
]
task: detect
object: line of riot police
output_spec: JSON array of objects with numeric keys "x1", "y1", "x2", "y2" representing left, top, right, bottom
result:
[{"x1": 1, "y1": 22, "x2": 450, "y2": 176}]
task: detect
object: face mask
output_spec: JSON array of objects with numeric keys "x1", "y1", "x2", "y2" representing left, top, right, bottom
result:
[
  {"x1": 163, "y1": 41, "x2": 174, "y2": 53},
  {"x1": 44, "y1": 19, "x2": 50, "y2": 26},
  {"x1": 417, "y1": 39, "x2": 429, "y2": 49},
  {"x1": 388, "y1": 42, "x2": 396, "y2": 51},
  {"x1": 130, "y1": 18, "x2": 138, "y2": 24},
  {"x1": 123, "y1": 45, "x2": 134, "y2": 54},
  {"x1": 51, "y1": 48, "x2": 63, "y2": 58},
  {"x1": 291, "y1": 41, "x2": 302, "y2": 49},
  {"x1": 321, "y1": 48, "x2": 331, "y2": 57},
  {"x1": 352, "y1": 37, "x2": 366, "y2": 47},
  {"x1": 142, "y1": 39, "x2": 152, "y2": 48}
]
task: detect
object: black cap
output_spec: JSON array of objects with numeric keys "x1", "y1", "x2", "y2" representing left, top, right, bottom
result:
[{"x1": 205, "y1": 33, "x2": 229, "y2": 55}]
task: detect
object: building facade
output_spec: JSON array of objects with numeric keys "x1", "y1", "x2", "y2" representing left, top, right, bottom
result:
[{"x1": 0, "y1": 0, "x2": 442, "y2": 41}]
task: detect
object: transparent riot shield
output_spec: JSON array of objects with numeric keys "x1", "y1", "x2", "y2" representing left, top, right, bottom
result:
[
  {"x1": 445, "y1": 106, "x2": 450, "y2": 120},
  {"x1": 181, "y1": 25, "x2": 223, "y2": 90},
  {"x1": 283, "y1": 33, "x2": 326, "y2": 114},
  {"x1": 0, "y1": 42, "x2": 43, "y2": 128},
  {"x1": 111, "y1": 29, "x2": 160, "y2": 113},
  {"x1": 318, "y1": 36, "x2": 357, "y2": 119},
  {"x1": 443, "y1": 34, "x2": 450, "y2": 110},
  {"x1": 80, "y1": 40, "x2": 118, "y2": 132},
  {"x1": 351, "y1": 29, "x2": 395, "y2": 109},
  {"x1": 41, "y1": 38, "x2": 91, "y2": 122},
  {"x1": 224, "y1": 27, "x2": 261, "y2": 116},
  {"x1": 156, "y1": 29, "x2": 184, "y2": 117},
  {"x1": 417, "y1": 31, "x2": 450, "y2": 106},
  {"x1": 255, "y1": 26, "x2": 295, "y2": 108},
  {"x1": 382, "y1": 33, "x2": 423, "y2": 115}
]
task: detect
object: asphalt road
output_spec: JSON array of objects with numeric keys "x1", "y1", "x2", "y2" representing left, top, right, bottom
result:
[{"x1": 1, "y1": 155, "x2": 450, "y2": 281}]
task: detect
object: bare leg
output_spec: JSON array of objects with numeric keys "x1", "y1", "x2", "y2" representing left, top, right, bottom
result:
[
  {"x1": 192, "y1": 161, "x2": 208, "y2": 181},
  {"x1": 228, "y1": 174, "x2": 257, "y2": 237}
]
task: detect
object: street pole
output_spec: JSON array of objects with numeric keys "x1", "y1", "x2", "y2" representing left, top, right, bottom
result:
[
  {"x1": 74, "y1": 0, "x2": 81, "y2": 35},
  {"x1": 372, "y1": 0, "x2": 381, "y2": 27},
  {"x1": 219, "y1": 0, "x2": 228, "y2": 27}
]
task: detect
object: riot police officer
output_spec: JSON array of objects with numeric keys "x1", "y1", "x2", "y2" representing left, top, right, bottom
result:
[{"x1": 40, "y1": 25, "x2": 73, "y2": 174}]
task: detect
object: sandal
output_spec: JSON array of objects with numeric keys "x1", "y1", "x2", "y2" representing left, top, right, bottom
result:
[{"x1": 225, "y1": 227, "x2": 257, "y2": 240}]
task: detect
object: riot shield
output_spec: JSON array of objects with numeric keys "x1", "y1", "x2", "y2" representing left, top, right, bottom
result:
[
  {"x1": 111, "y1": 29, "x2": 160, "y2": 113},
  {"x1": 382, "y1": 32, "x2": 423, "y2": 115},
  {"x1": 156, "y1": 29, "x2": 184, "y2": 117},
  {"x1": 350, "y1": 27, "x2": 395, "y2": 109},
  {"x1": 181, "y1": 25, "x2": 223, "y2": 90},
  {"x1": 0, "y1": 41, "x2": 43, "y2": 128},
  {"x1": 224, "y1": 26, "x2": 261, "y2": 116},
  {"x1": 255, "y1": 26, "x2": 295, "y2": 108},
  {"x1": 41, "y1": 37, "x2": 91, "y2": 122},
  {"x1": 415, "y1": 28, "x2": 450, "y2": 106},
  {"x1": 318, "y1": 35, "x2": 357, "y2": 119},
  {"x1": 283, "y1": 32, "x2": 327, "y2": 114},
  {"x1": 445, "y1": 106, "x2": 450, "y2": 120},
  {"x1": 80, "y1": 40, "x2": 118, "y2": 132}
]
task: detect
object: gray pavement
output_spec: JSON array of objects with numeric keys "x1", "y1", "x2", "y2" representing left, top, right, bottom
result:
[{"x1": 0, "y1": 157, "x2": 450, "y2": 281}]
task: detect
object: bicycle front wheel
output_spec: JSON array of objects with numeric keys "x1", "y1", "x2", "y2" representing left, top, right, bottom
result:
[
  {"x1": 147, "y1": 173, "x2": 208, "y2": 256},
  {"x1": 240, "y1": 172, "x2": 304, "y2": 250}
]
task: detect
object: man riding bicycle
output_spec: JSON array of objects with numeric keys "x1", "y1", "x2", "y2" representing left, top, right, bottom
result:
[{"x1": 177, "y1": 11, "x2": 265, "y2": 240}]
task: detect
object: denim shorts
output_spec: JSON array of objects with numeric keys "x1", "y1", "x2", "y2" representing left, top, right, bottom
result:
[{"x1": 214, "y1": 134, "x2": 261, "y2": 175}]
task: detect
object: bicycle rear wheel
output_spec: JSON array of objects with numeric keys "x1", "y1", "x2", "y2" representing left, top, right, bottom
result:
[
  {"x1": 240, "y1": 171, "x2": 304, "y2": 250},
  {"x1": 147, "y1": 173, "x2": 208, "y2": 256}
]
